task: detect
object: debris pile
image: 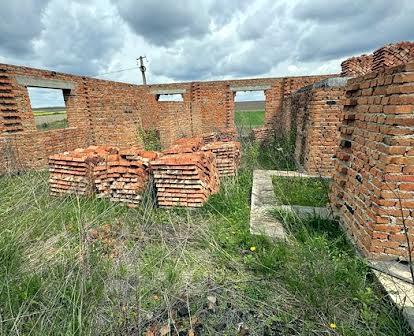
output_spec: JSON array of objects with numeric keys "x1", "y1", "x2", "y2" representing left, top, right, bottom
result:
[
  {"x1": 48, "y1": 146, "x2": 116, "y2": 196},
  {"x1": 151, "y1": 151, "x2": 220, "y2": 207},
  {"x1": 201, "y1": 141, "x2": 240, "y2": 177}
]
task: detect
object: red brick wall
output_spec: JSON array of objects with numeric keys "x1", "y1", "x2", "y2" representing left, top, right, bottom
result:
[
  {"x1": 0, "y1": 63, "x2": 164, "y2": 173},
  {"x1": 0, "y1": 62, "x2": 336, "y2": 174},
  {"x1": 331, "y1": 62, "x2": 414, "y2": 260},
  {"x1": 294, "y1": 86, "x2": 345, "y2": 176}
]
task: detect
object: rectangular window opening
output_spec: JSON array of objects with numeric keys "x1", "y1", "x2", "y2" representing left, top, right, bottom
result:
[
  {"x1": 28, "y1": 87, "x2": 68, "y2": 131},
  {"x1": 157, "y1": 94, "x2": 183, "y2": 102},
  {"x1": 234, "y1": 90, "x2": 265, "y2": 136}
]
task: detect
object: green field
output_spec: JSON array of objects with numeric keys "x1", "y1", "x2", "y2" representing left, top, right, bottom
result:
[
  {"x1": 0, "y1": 137, "x2": 409, "y2": 335},
  {"x1": 33, "y1": 110, "x2": 66, "y2": 117},
  {"x1": 235, "y1": 110, "x2": 265, "y2": 127}
]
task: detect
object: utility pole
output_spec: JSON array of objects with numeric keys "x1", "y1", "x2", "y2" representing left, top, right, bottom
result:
[{"x1": 137, "y1": 56, "x2": 147, "y2": 85}]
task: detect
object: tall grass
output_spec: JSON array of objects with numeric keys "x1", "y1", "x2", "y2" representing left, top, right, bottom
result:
[{"x1": 0, "y1": 137, "x2": 410, "y2": 335}]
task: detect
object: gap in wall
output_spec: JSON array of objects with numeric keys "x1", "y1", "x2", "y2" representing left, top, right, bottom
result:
[
  {"x1": 28, "y1": 87, "x2": 68, "y2": 131},
  {"x1": 157, "y1": 94, "x2": 183, "y2": 102},
  {"x1": 234, "y1": 90, "x2": 265, "y2": 137}
]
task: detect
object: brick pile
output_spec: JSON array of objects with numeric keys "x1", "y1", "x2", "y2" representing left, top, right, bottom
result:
[
  {"x1": 330, "y1": 62, "x2": 414, "y2": 260},
  {"x1": 93, "y1": 148, "x2": 159, "y2": 207},
  {"x1": 163, "y1": 137, "x2": 203, "y2": 154},
  {"x1": 151, "y1": 151, "x2": 220, "y2": 207},
  {"x1": 202, "y1": 128, "x2": 237, "y2": 144},
  {"x1": 372, "y1": 42, "x2": 414, "y2": 72},
  {"x1": 201, "y1": 141, "x2": 241, "y2": 177},
  {"x1": 251, "y1": 127, "x2": 272, "y2": 142},
  {"x1": 341, "y1": 54, "x2": 373, "y2": 77},
  {"x1": 49, "y1": 146, "x2": 117, "y2": 196}
]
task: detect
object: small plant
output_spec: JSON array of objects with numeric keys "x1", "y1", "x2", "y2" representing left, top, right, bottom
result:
[{"x1": 137, "y1": 127, "x2": 162, "y2": 151}]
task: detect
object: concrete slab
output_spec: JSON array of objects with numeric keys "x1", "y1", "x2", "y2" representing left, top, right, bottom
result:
[
  {"x1": 150, "y1": 89, "x2": 186, "y2": 95},
  {"x1": 250, "y1": 170, "x2": 286, "y2": 239},
  {"x1": 230, "y1": 85, "x2": 271, "y2": 92},
  {"x1": 16, "y1": 75, "x2": 75, "y2": 90},
  {"x1": 371, "y1": 262, "x2": 414, "y2": 330},
  {"x1": 249, "y1": 170, "x2": 331, "y2": 238}
]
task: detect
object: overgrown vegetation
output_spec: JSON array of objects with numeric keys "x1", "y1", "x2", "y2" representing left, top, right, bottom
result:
[
  {"x1": 0, "y1": 136, "x2": 410, "y2": 335},
  {"x1": 138, "y1": 127, "x2": 162, "y2": 151},
  {"x1": 272, "y1": 176, "x2": 330, "y2": 207}
]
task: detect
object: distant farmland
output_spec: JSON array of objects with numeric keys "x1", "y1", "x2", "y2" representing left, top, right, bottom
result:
[{"x1": 235, "y1": 100, "x2": 265, "y2": 111}]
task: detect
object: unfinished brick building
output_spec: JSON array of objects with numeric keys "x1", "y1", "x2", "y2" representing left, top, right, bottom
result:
[
  {"x1": 331, "y1": 62, "x2": 414, "y2": 260},
  {"x1": 0, "y1": 62, "x2": 333, "y2": 174}
]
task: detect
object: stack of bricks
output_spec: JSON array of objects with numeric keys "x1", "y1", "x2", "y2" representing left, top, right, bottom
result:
[
  {"x1": 49, "y1": 146, "x2": 117, "y2": 196},
  {"x1": 251, "y1": 127, "x2": 272, "y2": 142},
  {"x1": 201, "y1": 141, "x2": 241, "y2": 177},
  {"x1": 93, "y1": 148, "x2": 159, "y2": 207},
  {"x1": 340, "y1": 42, "x2": 414, "y2": 78},
  {"x1": 372, "y1": 42, "x2": 414, "y2": 72},
  {"x1": 151, "y1": 151, "x2": 220, "y2": 207},
  {"x1": 330, "y1": 62, "x2": 414, "y2": 260},
  {"x1": 202, "y1": 128, "x2": 237, "y2": 144},
  {"x1": 163, "y1": 137, "x2": 203, "y2": 155},
  {"x1": 341, "y1": 54, "x2": 374, "y2": 77}
]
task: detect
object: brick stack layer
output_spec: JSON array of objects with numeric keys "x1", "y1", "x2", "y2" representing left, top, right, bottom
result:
[
  {"x1": 341, "y1": 54, "x2": 374, "y2": 77},
  {"x1": 373, "y1": 42, "x2": 414, "y2": 72},
  {"x1": 201, "y1": 141, "x2": 241, "y2": 177},
  {"x1": 330, "y1": 62, "x2": 414, "y2": 260},
  {"x1": 151, "y1": 151, "x2": 220, "y2": 207},
  {"x1": 49, "y1": 146, "x2": 117, "y2": 196},
  {"x1": 93, "y1": 148, "x2": 159, "y2": 207}
]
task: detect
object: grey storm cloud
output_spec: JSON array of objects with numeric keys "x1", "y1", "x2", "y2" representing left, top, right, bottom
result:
[
  {"x1": 113, "y1": 0, "x2": 211, "y2": 46},
  {"x1": 0, "y1": 0, "x2": 50, "y2": 57},
  {"x1": 294, "y1": 0, "x2": 414, "y2": 61},
  {"x1": 113, "y1": 0, "x2": 250, "y2": 46},
  {"x1": 34, "y1": 0, "x2": 124, "y2": 75}
]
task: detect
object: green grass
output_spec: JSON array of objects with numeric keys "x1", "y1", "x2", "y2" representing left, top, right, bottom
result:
[
  {"x1": 272, "y1": 176, "x2": 330, "y2": 207},
  {"x1": 0, "y1": 136, "x2": 410, "y2": 335},
  {"x1": 36, "y1": 118, "x2": 68, "y2": 131},
  {"x1": 235, "y1": 110, "x2": 265, "y2": 127}
]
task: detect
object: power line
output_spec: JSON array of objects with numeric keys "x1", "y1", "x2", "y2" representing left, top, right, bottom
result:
[{"x1": 91, "y1": 66, "x2": 140, "y2": 78}]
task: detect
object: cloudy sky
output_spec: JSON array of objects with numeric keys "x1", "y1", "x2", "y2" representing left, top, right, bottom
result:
[{"x1": 1, "y1": 0, "x2": 414, "y2": 107}]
